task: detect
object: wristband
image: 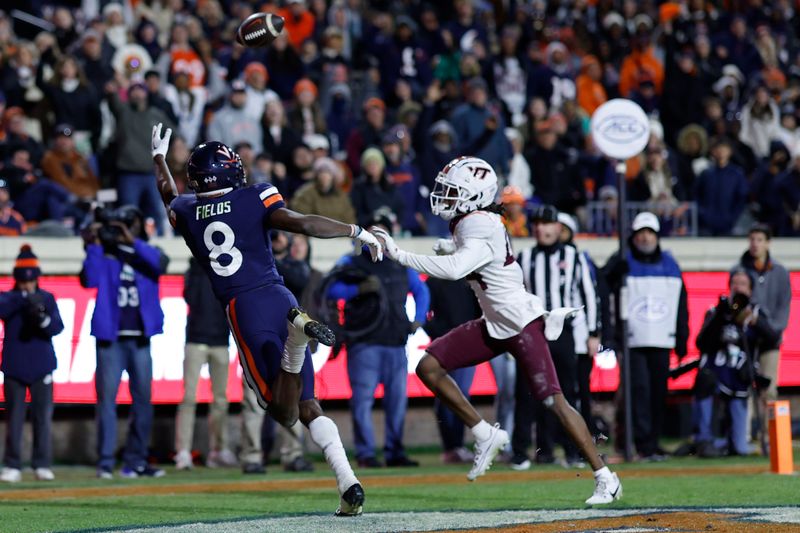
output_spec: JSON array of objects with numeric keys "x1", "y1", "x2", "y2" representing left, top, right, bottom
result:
[{"x1": 349, "y1": 225, "x2": 362, "y2": 238}]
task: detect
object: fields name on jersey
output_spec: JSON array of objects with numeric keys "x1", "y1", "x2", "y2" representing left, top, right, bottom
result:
[{"x1": 196, "y1": 201, "x2": 231, "y2": 220}]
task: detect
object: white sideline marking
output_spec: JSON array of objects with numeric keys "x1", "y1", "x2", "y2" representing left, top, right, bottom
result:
[{"x1": 118, "y1": 507, "x2": 800, "y2": 533}]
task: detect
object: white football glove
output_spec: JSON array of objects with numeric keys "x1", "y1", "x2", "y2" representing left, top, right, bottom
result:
[
  {"x1": 351, "y1": 225, "x2": 383, "y2": 262},
  {"x1": 433, "y1": 238, "x2": 457, "y2": 255},
  {"x1": 370, "y1": 227, "x2": 400, "y2": 260},
  {"x1": 151, "y1": 123, "x2": 172, "y2": 159}
]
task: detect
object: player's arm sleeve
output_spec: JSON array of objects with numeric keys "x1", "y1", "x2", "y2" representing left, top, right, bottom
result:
[
  {"x1": 396, "y1": 238, "x2": 493, "y2": 281},
  {"x1": 577, "y1": 252, "x2": 600, "y2": 336},
  {"x1": 257, "y1": 184, "x2": 287, "y2": 218},
  {"x1": 407, "y1": 269, "x2": 430, "y2": 324}
]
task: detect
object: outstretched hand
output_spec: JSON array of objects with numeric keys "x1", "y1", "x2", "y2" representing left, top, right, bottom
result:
[
  {"x1": 370, "y1": 227, "x2": 399, "y2": 260},
  {"x1": 352, "y1": 226, "x2": 384, "y2": 262},
  {"x1": 433, "y1": 238, "x2": 456, "y2": 255},
  {"x1": 152, "y1": 123, "x2": 172, "y2": 159}
]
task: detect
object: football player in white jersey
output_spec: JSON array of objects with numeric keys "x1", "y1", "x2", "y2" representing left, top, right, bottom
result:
[{"x1": 372, "y1": 156, "x2": 621, "y2": 505}]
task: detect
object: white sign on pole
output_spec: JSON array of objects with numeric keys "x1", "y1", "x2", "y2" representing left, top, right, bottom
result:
[{"x1": 590, "y1": 99, "x2": 651, "y2": 160}]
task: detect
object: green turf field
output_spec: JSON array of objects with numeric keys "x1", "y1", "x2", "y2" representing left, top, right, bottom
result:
[{"x1": 0, "y1": 447, "x2": 798, "y2": 533}]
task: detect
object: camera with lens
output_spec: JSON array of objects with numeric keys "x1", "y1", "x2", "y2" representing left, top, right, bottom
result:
[{"x1": 94, "y1": 206, "x2": 125, "y2": 249}]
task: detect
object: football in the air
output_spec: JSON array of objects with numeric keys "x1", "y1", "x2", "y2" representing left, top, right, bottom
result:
[{"x1": 236, "y1": 12, "x2": 284, "y2": 47}]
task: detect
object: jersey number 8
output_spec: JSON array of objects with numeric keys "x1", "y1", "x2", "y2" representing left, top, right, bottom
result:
[{"x1": 204, "y1": 221, "x2": 243, "y2": 277}]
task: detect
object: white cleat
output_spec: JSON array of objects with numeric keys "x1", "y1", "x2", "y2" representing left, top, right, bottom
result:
[
  {"x1": 467, "y1": 423, "x2": 509, "y2": 481},
  {"x1": 34, "y1": 468, "x2": 55, "y2": 481},
  {"x1": 174, "y1": 450, "x2": 193, "y2": 470},
  {"x1": 585, "y1": 472, "x2": 622, "y2": 505},
  {"x1": 0, "y1": 467, "x2": 21, "y2": 483}
]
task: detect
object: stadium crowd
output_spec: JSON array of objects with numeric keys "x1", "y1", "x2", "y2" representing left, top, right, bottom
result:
[{"x1": 0, "y1": 0, "x2": 799, "y2": 238}]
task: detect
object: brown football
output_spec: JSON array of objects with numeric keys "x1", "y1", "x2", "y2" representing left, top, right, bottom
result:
[{"x1": 236, "y1": 13, "x2": 284, "y2": 47}]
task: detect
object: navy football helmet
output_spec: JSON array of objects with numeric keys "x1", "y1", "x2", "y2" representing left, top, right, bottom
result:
[{"x1": 187, "y1": 141, "x2": 246, "y2": 194}]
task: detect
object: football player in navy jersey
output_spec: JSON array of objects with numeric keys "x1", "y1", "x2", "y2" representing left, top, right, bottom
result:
[{"x1": 151, "y1": 124, "x2": 380, "y2": 516}]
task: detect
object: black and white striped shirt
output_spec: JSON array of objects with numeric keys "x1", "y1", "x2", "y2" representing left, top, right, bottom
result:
[{"x1": 518, "y1": 243, "x2": 600, "y2": 339}]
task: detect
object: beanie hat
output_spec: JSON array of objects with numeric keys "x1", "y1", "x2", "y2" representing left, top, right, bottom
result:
[
  {"x1": 360, "y1": 147, "x2": 386, "y2": 172},
  {"x1": 13, "y1": 244, "x2": 41, "y2": 281}
]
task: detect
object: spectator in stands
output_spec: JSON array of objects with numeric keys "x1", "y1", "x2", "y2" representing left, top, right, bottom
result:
[
  {"x1": 5, "y1": 147, "x2": 69, "y2": 225},
  {"x1": 144, "y1": 70, "x2": 179, "y2": 126},
  {"x1": 327, "y1": 212, "x2": 429, "y2": 468},
  {"x1": 628, "y1": 139, "x2": 685, "y2": 233},
  {"x1": 107, "y1": 81, "x2": 175, "y2": 235},
  {"x1": 263, "y1": 99, "x2": 301, "y2": 167},
  {"x1": 451, "y1": 77, "x2": 512, "y2": 177},
  {"x1": 739, "y1": 85, "x2": 782, "y2": 159},
  {"x1": 576, "y1": 55, "x2": 607, "y2": 116},
  {"x1": 714, "y1": 15, "x2": 762, "y2": 79},
  {"x1": 750, "y1": 141, "x2": 790, "y2": 228},
  {"x1": 381, "y1": 125, "x2": 423, "y2": 235},
  {"x1": 3, "y1": 107, "x2": 44, "y2": 165},
  {"x1": 675, "y1": 124, "x2": 711, "y2": 195},
  {"x1": 602, "y1": 212, "x2": 689, "y2": 461},
  {"x1": 174, "y1": 258, "x2": 237, "y2": 471},
  {"x1": 242, "y1": 62, "x2": 278, "y2": 120},
  {"x1": 0, "y1": 180, "x2": 26, "y2": 236},
  {"x1": 661, "y1": 50, "x2": 706, "y2": 143},
  {"x1": 290, "y1": 156, "x2": 355, "y2": 223},
  {"x1": 501, "y1": 185, "x2": 529, "y2": 238},
  {"x1": 162, "y1": 69, "x2": 206, "y2": 147},
  {"x1": 207, "y1": 80, "x2": 261, "y2": 151},
  {"x1": 346, "y1": 97, "x2": 387, "y2": 175},
  {"x1": 40, "y1": 124, "x2": 99, "y2": 210},
  {"x1": 772, "y1": 149, "x2": 800, "y2": 236},
  {"x1": 695, "y1": 137, "x2": 748, "y2": 236},
  {"x1": 278, "y1": 0, "x2": 316, "y2": 51},
  {"x1": 0, "y1": 245, "x2": 64, "y2": 483},
  {"x1": 265, "y1": 33, "x2": 305, "y2": 101},
  {"x1": 490, "y1": 25, "x2": 526, "y2": 127},
  {"x1": 74, "y1": 31, "x2": 116, "y2": 98},
  {"x1": 39, "y1": 53, "x2": 100, "y2": 153},
  {"x1": 289, "y1": 79, "x2": 326, "y2": 138},
  {"x1": 738, "y1": 224, "x2": 791, "y2": 448},
  {"x1": 157, "y1": 22, "x2": 205, "y2": 88},
  {"x1": 619, "y1": 31, "x2": 663, "y2": 99},
  {"x1": 505, "y1": 128, "x2": 532, "y2": 199},
  {"x1": 80, "y1": 205, "x2": 168, "y2": 479},
  {"x1": 350, "y1": 148, "x2": 404, "y2": 229},
  {"x1": 524, "y1": 119, "x2": 584, "y2": 215}
]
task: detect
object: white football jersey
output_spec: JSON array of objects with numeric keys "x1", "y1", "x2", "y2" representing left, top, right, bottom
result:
[{"x1": 452, "y1": 212, "x2": 546, "y2": 339}]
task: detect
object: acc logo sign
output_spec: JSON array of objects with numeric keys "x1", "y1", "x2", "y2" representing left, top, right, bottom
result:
[
  {"x1": 630, "y1": 296, "x2": 669, "y2": 323},
  {"x1": 590, "y1": 99, "x2": 650, "y2": 160}
]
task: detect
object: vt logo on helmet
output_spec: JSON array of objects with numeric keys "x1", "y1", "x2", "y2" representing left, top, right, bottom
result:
[
  {"x1": 430, "y1": 156, "x2": 498, "y2": 220},
  {"x1": 187, "y1": 141, "x2": 246, "y2": 196}
]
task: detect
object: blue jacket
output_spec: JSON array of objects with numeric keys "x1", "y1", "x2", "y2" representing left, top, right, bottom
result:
[
  {"x1": 694, "y1": 163, "x2": 748, "y2": 236},
  {"x1": 80, "y1": 241, "x2": 165, "y2": 341},
  {"x1": 0, "y1": 288, "x2": 64, "y2": 384}
]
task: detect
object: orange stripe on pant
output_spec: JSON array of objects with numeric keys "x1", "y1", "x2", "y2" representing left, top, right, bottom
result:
[{"x1": 228, "y1": 297, "x2": 272, "y2": 402}]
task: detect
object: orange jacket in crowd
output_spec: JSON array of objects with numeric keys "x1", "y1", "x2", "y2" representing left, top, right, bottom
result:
[
  {"x1": 277, "y1": 8, "x2": 316, "y2": 50},
  {"x1": 618, "y1": 47, "x2": 664, "y2": 98},
  {"x1": 576, "y1": 56, "x2": 608, "y2": 115}
]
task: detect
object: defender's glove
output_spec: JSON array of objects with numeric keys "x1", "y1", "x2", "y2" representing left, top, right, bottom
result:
[
  {"x1": 349, "y1": 225, "x2": 383, "y2": 262},
  {"x1": 370, "y1": 227, "x2": 399, "y2": 260},
  {"x1": 433, "y1": 239, "x2": 456, "y2": 255},
  {"x1": 151, "y1": 123, "x2": 172, "y2": 159}
]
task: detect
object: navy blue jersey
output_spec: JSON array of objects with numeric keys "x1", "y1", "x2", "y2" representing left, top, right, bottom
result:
[{"x1": 171, "y1": 183, "x2": 285, "y2": 304}]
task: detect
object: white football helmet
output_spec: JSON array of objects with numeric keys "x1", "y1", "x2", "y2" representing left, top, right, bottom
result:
[{"x1": 430, "y1": 156, "x2": 499, "y2": 220}]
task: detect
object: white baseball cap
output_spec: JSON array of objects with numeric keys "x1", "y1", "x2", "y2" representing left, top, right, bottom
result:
[
  {"x1": 631, "y1": 212, "x2": 660, "y2": 233},
  {"x1": 557, "y1": 212, "x2": 577, "y2": 236}
]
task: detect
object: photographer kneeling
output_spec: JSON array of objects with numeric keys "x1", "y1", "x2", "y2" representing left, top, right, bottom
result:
[
  {"x1": 0, "y1": 245, "x2": 64, "y2": 483},
  {"x1": 80, "y1": 206, "x2": 168, "y2": 479},
  {"x1": 693, "y1": 268, "x2": 779, "y2": 457}
]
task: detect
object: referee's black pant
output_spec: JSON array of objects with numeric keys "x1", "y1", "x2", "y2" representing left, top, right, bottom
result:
[{"x1": 511, "y1": 322, "x2": 580, "y2": 461}]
